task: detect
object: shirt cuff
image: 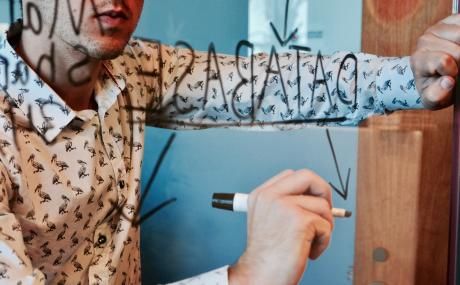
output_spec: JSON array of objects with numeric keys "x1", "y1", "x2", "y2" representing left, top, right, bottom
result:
[
  {"x1": 376, "y1": 56, "x2": 424, "y2": 112},
  {"x1": 166, "y1": 266, "x2": 229, "y2": 285}
]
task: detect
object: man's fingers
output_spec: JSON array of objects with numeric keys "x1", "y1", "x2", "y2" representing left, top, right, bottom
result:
[
  {"x1": 440, "y1": 14, "x2": 460, "y2": 26},
  {"x1": 284, "y1": 195, "x2": 334, "y2": 230},
  {"x1": 268, "y1": 169, "x2": 332, "y2": 206},
  {"x1": 421, "y1": 75, "x2": 455, "y2": 110},
  {"x1": 303, "y1": 212, "x2": 332, "y2": 260},
  {"x1": 412, "y1": 51, "x2": 458, "y2": 78},
  {"x1": 417, "y1": 32, "x2": 460, "y2": 64},
  {"x1": 426, "y1": 23, "x2": 460, "y2": 46},
  {"x1": 411, "y1": 51, "x2": 456, "y2": 109}
]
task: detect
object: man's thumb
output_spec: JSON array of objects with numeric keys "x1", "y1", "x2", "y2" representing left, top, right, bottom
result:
[{"x1": 422, "y1": 76, "x2": 455, "y2": 110}]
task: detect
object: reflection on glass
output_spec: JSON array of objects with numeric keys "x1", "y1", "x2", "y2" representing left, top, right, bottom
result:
[
  {"x1": 249, "y1": 0, "x2": 362, "y2": 54},
  {"x1": 249, "y1": 0, "x2": 309, "y2": 53}
]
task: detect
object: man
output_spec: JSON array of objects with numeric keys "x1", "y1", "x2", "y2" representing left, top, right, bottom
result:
[{"x1": 0, "y1": 0, "x2": 456, "y2": 284}]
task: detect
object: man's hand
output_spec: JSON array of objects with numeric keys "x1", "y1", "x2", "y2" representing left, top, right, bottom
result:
[
  {"x1": 228, "y1": 169, "x2": 334, "y2": 285},
  {"x1": 411, "y1": 14, "x2": 460, "y2": 110}
]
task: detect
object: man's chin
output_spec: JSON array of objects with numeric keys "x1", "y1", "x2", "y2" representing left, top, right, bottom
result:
[
  {"x1": 85, "y1": 37, "x2": 131, "y2": 60},
  {"x1": 91, "y1": 45, "x2": 126, "y2": 60}
]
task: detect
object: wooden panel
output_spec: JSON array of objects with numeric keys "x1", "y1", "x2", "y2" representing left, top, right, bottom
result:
[
  {"x1": 414, "y1": 123, "x2": 452, "y2": 284},
  {"x1": 362, "y1": 0, "x2": 450, "y2": 57},
  {"x1": 357, "y1": 0, "x2": 453, "y2": 284},
  {"x1": 355, "y1": 129, "x2": 423, "y2": 284}
]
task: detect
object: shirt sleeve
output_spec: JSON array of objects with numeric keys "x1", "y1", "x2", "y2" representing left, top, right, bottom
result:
[
  {"x1": 134, "y1": 39, "x2": 422, "y2": 130},
  {"x1": 166, "y1": 266, "x2": 229, "y2": 285},
  {"x1": 0, "y1": 163, "x2": 46, "y2": 285}
]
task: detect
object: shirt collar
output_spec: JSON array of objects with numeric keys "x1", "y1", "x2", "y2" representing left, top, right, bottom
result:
[
  {"x1": 0, "y1": 25, "x2": 126, "y2": 143},
  {"x1": 96, "y1": 61, "x2": 126, "y2": 115}
]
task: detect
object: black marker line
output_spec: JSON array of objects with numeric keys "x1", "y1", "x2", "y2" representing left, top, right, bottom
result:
[
  {"x1": 257, "y1": 46, "x2": 290, "y2": 113},
  {"x1": 311, "y1": 51, "x2": 333, "y2": 108},
  {"x1": 326, "y1": 128, "x2": 350, "y2": 200},
  {"x1": 23, "y1": 2, "x2": 43, "y2": 35},
  {"x1": 290, "y1": 45, "x2": 312, "y2": 115},
  {"x1": 337, "y1": 53, "x2": 359, "y2": 106},
  {"x1": 284, "y1": 0, "x2": 290, "y2": 38},
  {"x1": 138, "y1": 133, "x2": 176, "y2": 209},
  {"x1": 9, "y1": 0, "x2": 15, "y2": 24},
  {"x1": 203, "y1": 42, "x2": 228, "y2": 113},
  {"x1": 135, "y1": 133, "x2": 177, "y2": 225},
  {"x1": 48, "y1": 0, "x2": 58, "y2": 39},
  {"x1": 269, "y1": 0, "x2": 298, "y2": 47},
  {"x1": 136, "y1": 197, "x2": 177, "y2": 225},
  {"x1": 233, "y1": 40, "x2": 255, "y2": 120},
  {"x1": 126, "y1": 114, "x2": 347, "y2": 128},
  {"x1": 66, "y1": 0, "x2": 87, "y2": 36},
  {"x1": 106, "y1": 132, "x2": 177, "y2": 227}
]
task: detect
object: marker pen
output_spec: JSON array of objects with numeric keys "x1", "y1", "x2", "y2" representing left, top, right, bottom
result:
[{"x1": 212, "y1": 193, "x2": 352, "y2": 218}]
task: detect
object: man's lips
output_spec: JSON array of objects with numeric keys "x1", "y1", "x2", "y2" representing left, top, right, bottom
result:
[
  {"x1": 95, "y1": 10, "x2": 129, "y2": 26},
  {"x1": 96, "y1": 10, "x2": 129, "y2": 19}
]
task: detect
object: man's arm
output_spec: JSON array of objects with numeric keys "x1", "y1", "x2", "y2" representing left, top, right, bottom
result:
[
  {"x1": 131, "y1": 40, "x2": 422, "y2": 129},
  {"x1": 0, "y1": 164, "x2": 46, "y2": 285}
]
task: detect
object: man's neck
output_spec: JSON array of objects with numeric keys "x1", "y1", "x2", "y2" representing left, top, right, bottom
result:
[{"x1": 16, "y1": 28, "x2": 102, "y2": 112}]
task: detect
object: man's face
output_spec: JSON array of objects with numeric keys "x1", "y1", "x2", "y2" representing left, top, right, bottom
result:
[{"x1": 22, "y1": 0, "x2": 144, "y2": 59}]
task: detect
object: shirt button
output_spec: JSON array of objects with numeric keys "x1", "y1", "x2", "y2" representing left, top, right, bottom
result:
[
  {"x1": 118, "y1": 180, "x2": 125, "y2": 189},
  {"x1": 97, "y1": 234, "x2": 107, "y2": 246}
]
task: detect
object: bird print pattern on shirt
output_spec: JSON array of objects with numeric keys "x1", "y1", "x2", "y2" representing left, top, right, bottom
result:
[{"x1": 0, "y1": 28, "x2": 421, "y2": 285}]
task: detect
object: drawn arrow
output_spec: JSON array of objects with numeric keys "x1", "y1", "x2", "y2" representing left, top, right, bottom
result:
[
  {"x1": 270, "y1": 0, "x2": 299, "y2": 47},
  {"x1": 8, "y1": 0, "x2": 15, "y2": 24},
  {"x1": 136, "y1": 133, "x2": 178, "y2": 225},
  {"x1": 110, "y1": 133, "x2": 177, "y2": 227},
  {"x1": 326, "y1": 129, "x2": 351, "y2": 200}
]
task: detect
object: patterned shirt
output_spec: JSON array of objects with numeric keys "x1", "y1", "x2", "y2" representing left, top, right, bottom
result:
[{"x1": 0, "y1": 25, "x2": 421, "y2": 285}]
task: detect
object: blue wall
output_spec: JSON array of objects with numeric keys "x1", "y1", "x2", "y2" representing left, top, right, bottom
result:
[
  {"x1": 139, "y1": 128, "x2": 358, "y2": 284},
  {"x1": 0, "y1": 0, "x2": 21, "y2": 25},
  {"x1": 135, "y1": 0, "x2": 252, "y2": 283},
  {"x1": 136, "y1": 0, "x2": 248, "y2": 54},
  {"x1": 136, "y1": 1, "x2": 360, "y2": 284}
]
